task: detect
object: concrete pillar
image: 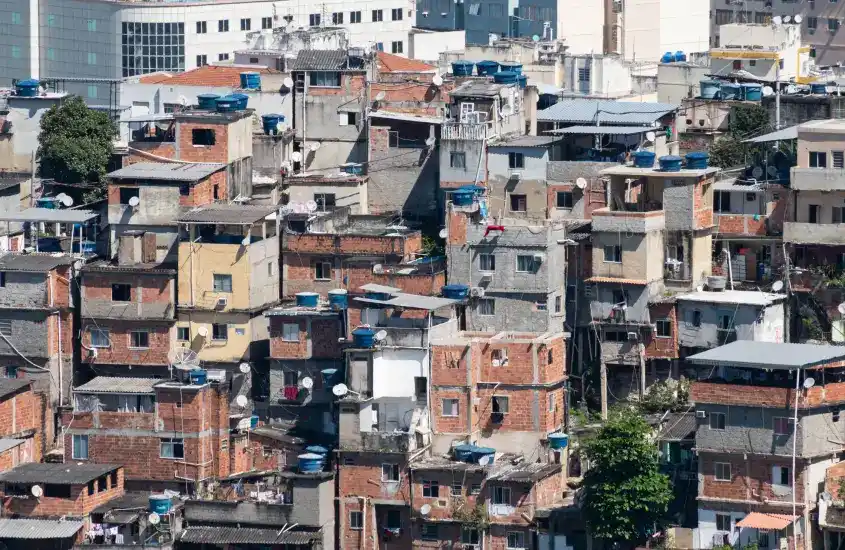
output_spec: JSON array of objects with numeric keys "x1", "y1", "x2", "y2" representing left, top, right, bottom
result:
[{"x1": 600, "y1": 358, "x2": 608, "y2": 420}]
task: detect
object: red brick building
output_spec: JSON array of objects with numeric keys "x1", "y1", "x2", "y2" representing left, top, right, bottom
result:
[{"x1": 0, "y1": 378, "x2": 46, "y2": 471}]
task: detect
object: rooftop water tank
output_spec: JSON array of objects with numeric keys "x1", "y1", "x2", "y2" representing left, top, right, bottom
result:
[
  {"x1": 699, "y1": 80, "x2": 720, "y2": 99},
  {"x1": 441, "y1": 284, "x2": 469, "y2": 300},
  {"x1": 741, "y1": 83, "x2": 762, "y2": 101},
  {"x1": 306, "y1": 445, "x2": 329, "y2": 456},
  {"x1": 719, "y1": 83, "x2": 741, "y2": 101},
  {"x1": 351, "y1": 327, "x2": 376, "y2": 348},
  {"x1": 517, "y1": 75, "x2": 528, "y2": 89},
  {"x1": 231, "y1": 93, "x2": 249, "y2": 109},
  {"x1": 658, "y1": 155, "x2": 683, "y2": 172},
  {"x1": 215, "y1": 95, "x2": 239, "y2": 112},
  {"x1": 189, "y1": 369, "x2": 208, "y2": 385},
  {"x1": 261, "y1": 114, "x2": 283, "y2": 135},
  {"x1": 707, "y1": 275, "x2": 727, "y2": 291},
  {"x1": 476, "y1": 60, "x2": 499, "y2": 76},
  {"x1": 295, "y1": 292, "x2": 319, "y2": 308},
  {"x1": 451, "y1": 187, "x2": 476, "y2": 206},
  {"x1": 498, "y1": 62, "x2": 522, "y2": 75},
  {"x1": 149, "y1": 495, "x2": 172, "y2": 515},
  {"x1": 452, "y1": 61, "x2": 474, "y2": 76},
  {"x1": 240, "y1": 72, "x2": 261, "y2": 90},
  {"x1": 298, "y1": 453, "x2": 323, "y2": 473},
  {"x1": 15, "y1": 79, "x2": 40, "y2": 97},
  {"x1": 631, "y1": 151, "x2": 656, "y2": 168},
  {"x1": 473, "y1": 446, "x2": 496, "y2": 464},
  {"x1": 328, "y1": 289, "x2": 348, "y2": 310},
  {"x1": 685, "y1": 151, "x2": 709, "y2": 170},
  {"x1": 492, "y1": 71, "x2": 518, "y2": 84},
  {"x1": 548, "y1": 432, "x2": 569, "y2": 449},
  {"x1": 660, "y1": 52, "x2": 675, "y2": 64},
  {"x1": 675, "y1": 51, "x2": 687, "y2": 62},
  {"x1": 454, "y1": 444, "x2": 476, "y2": 462},
  {"x1": 197, "y1": 93, "x2": 220, "y2": 110},
  {"x1": 811, "y1": 83, "x2": 828, "y2": 94}
]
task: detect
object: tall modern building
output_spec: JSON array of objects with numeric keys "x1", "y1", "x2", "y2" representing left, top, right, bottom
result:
[{"x1": 0, "y1": 0, "x2": 415, "y2": 100}]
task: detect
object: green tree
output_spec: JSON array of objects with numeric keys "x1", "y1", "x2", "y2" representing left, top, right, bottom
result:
[
  {"x1": 729, "y1": 103, "x2": 769, "y2": 138},
  {"x1": 708, "y1": 135, "x2": 747, "y2": 170},
  {"x1": 582, "y1": 409, "x2": 671, "y2": 546},
  {"x1": 37, "y1": 95, "x2": 116, "y2": 193}
]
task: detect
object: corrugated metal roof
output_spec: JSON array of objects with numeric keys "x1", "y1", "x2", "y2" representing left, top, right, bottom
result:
[
  {"x1": 744, "y1": 125, "x2": 799, "y2": 143},
  {"x1": 676, "y1": 290, "x2": 785, "y2": 307},
  {"x1": 82, "y1": 300, "x2": 174, "y2": 321},
  {"x1": 489, "y1": 135, "x2": 560, "y2": 147},
  {"x1": 290, "y1": 49, "x2": 364, "y2": 71},
  {"x1": 548, "y1": 125, "x2": 654, "y2": 135},
  {"x1": 107, "y1": 162, "x2": 225, "y2": 182},
  {"x1": 74, "y1": 376, "x2": 159, "y2": 395},
  {"x1": 0, "y1": 462, "x2": 121, "y2": 485},
  {"x1": 656, "y1": 412, "x2": 697, "y2": 441},
  {"x1": 0, "y1": 253, "x2": 73, "y2": 272},
  {"x1": 0, "y1": 438, "x2": 24, "y2": 454},
  {"x1": 369, "y1": 110, "x2": 442, "y2": 124},
  {"x1": 687, "y1": 341, "x2": 845, "y2": 370},
  {"x1": 177, "y1": 204, "x2": 278, "y2": 224},
  {"x1": 180, "y1": 526, "x2": 316, "y2": 545},
  {"x1": 487, "y1": 461, "x2": 561, "y2": 482},
  {"x1": 354, "y1": 293, "x2": 457, "y2": 311},
  {"x1": 451, "y1": 80, "x2": 508, "y2": 98},
  {"x1": 0, "y1": 519, "x2": 84, "y2": 539},
  {"x1": 0, "y1": 208, "x2": 98, "y2": 223},
  {"x1": 537, "y1": 100, "x2": 678, "y2": 125}
]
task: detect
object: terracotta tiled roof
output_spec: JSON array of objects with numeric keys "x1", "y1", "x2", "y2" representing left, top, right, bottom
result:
[
  {"x1": 139, "y1": 65, "x2": 279, "y2": 87},
  {"x1": 376, "y1": 52, "x2": 436, "y2": 73},
  {"x1": 138, "y1": 72, "x2": 173, "y2": 84},
  {"x1": 736, "y1": 513, "x2": 796, "y2": 530}
]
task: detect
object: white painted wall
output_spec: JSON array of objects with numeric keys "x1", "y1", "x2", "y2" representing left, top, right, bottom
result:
[
  {"x1": 409, "y1": 30, "x2": 465, "y2": 62},
  {"x1": 372, "y1": 348, "x2": 426, "y2": 399},
  {"x1": 556, "y1": 0, "x2": 604, "y2": 55},
  {"x1": 624, "y1": 0, "x2": 709, "y2": 62}
]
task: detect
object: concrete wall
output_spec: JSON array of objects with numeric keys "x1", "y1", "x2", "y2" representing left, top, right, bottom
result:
[
  {"x1": 486, "y1": 147, "x2": 549, "y2": 223},
  {"x1": 676, "y1": 301, "x2": 784, "y2": 348},
  {"x1": 657, "y1": 63, "x2": 710, "y2": 104},
  {"x1": 408, "y1": 30, "x2": 466, "y2": 62},
  {"x1": 0, "y1": 96, "x2": 65, "y2": 173},
  {"x1": 590, "y1": 282, "x2": 654, "y2": 324},
  {"x1": 247, "y1": 237, "x2": 279, "y2": 309},
  {"x1": 591, "y1": 230, "x2": 664, "y2": 282},
  {"x1": 440, "y1": 138, "x2": 485, "y2": 186}
]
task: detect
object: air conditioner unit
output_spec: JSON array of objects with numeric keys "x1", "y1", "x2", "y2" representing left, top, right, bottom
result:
[
  {"x1": 627, "y1": 331, "x2": 638, "y2": 341},
  {"x1": 533, "y1": 253, "x2": 545, "y2": 263},
  {"x1": 470, "y1": 287, "x2": 485, "y2": 298},
  {"x1": 509, "y1": 171, "x2": 522, "y2": 180},
  {"x1": 696, "y1": 410, "x2": 707, "y2": 418},
  {"x1": 87, "y1": 348, "x2": 98, "y2": 359},
  {"x1": 216, "y1": 296, "x2": 228, "y2": 308}
]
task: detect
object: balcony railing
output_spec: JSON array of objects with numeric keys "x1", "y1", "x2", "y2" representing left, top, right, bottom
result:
[{"x1": 442, "y1": 121, "x2": 493, "y2": 141}]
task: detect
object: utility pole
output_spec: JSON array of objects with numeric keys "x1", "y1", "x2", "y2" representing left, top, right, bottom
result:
[{"x1": 775, "y1": 56, "x2": 781, "y2": 131}]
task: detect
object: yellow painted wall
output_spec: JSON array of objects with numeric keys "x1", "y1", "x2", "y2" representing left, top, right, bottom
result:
[
  {"x1": 175, "y1": 311, "x2": 253, "y2": 363},
  {"x1": 178, "y1": 242, "x2": 251, "y2": 311}
]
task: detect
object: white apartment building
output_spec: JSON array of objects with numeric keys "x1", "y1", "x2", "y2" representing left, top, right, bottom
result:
[
  {"x1": 710, "y1": 23, "x2": 810, "y2": 82},
  {"x1": 0, "y1": 0, "x2": 414, "y2": 100}
]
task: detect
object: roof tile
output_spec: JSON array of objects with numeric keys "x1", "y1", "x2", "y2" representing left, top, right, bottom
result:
[
  {"x1": 376, "y1": 52, "x2": 435, "y2": 73},
  {"x1": 138, "y1": 65, "x2": 278, "y2": 87}
]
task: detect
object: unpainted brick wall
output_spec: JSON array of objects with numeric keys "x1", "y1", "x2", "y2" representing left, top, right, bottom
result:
[
  {"x1": 0, "y1": 386, "x2": 44, "y2": 464},
  {"x1": 644, "y1": 303, "x2": 679, "y2": 359},
  {"x1": 2, "y1": 467, "x2": 124, "y2": 517},
  {"x1": 699, "y1": 451, "x2": 803, "y2": 504}
]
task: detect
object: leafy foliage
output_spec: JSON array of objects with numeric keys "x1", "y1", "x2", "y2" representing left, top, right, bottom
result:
[
  {"x1": 708, "y1": 104, "x2": 771, "y2": 170},
  {"x1": 37, "y1": 95, "x2": 116, "y2": 189},
  {"x1": 729, "y1": 104, "x2": 769, "y2": 138},
  {"x1": 638, "y1": 377, "x2": 690, "y2": 413},
  {"x1": 582, "y1": 409, "x2": 671, "y2": 545},
  {"x1": 708, "y1": 136, "x2": 747, "y2": 170}
]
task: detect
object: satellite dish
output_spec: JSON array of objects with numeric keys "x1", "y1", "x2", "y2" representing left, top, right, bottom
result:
[
  {"x1": 309, "y1": 141, "x2": 321, "y2": 151},
  {"x1": 531, "y1": 34, "x2": 540, "y2": 42},
  {"x1": 241, "y1": 236, "x2": 251, "y2": 246},
  {"x1": 291, "y1": 151, "x2": 302, "y2": 162},
  {"x1": 783, "y1": 15, "x2": 792, "y2": 23},
  {"x1": 425, "y1": 136, "x2": 436, "y2": 147},
  {"x1": 420, "y1": 504, "x2": 432, "y2": 516},
  {"x1": 752, "y1": 166, "x2": 764, "y2": 179},
  {"x1": 375, "y1": 330, "x2": 388, "y2": 341},
  {"x1": 283, "y1": 77, "x2": 294, "y2": 88},
  {"x1": 31, "y1": 485, "x2": 43, "y2": 498},
  {"x1": 375, "y1": 91, "x2": 386, "y2": 101},
  {"x1": 332, "y1": 383, "x2": 349, "y2": 397},
  {"x1": 179, "y1": 95, "x2": 189, "y2": 106},
  {"x1": 128, "y1": 196, "x2": 141, "y2": 207},
  {"x1": 306, "y1": 200, "x2": 318, "y2": 213},
  {"x1": 762, "y1": 86, "x2": 774, "y2": 97},
  {"x1": 235, "y1": 394, "x2": 248, "y2": 407},
  {"x1": 772, "y1": 15, "x2": 782, "y2": 25},
  {"x1": 438, "y1": 228, "x2": 448, "y2": 239},
  {"x1": 302, "y1": 376, "x2": 314, "y2": 389},
  {"x1": 575, "y1": 177, "x2": 587, "y2": 190},
  {"x1": 804, "y1": 377, "x2": 816, "y2": 389},
  {"x1": 838, "y1": 302, "x2": 845, "y2": 315},
  {"x1": 239, "y1": 362, "x2": 250, "y2": 373},
  {"x1": 696, "y1": 285, "x2": 704, "y2": 292},
  {"x1": 794, "y1": 14, "x2": 803, "y2": 23},
  {"x1": 56, "y1": 193, "x2": 74, "y2": 207},
  {"x1": 645, "y1": 131, "x2": 656, "y2": 142},
  {"x1": 432, "y1": 74, "x2": 443, "y2": 86},
  {"x1": 197, "y1": 326, "x2": 209, "y2": 337},
  {"x1": 148, "y1": 512, "x2": 161, "y2": 525},
  {"x1": 772, "y1": 280, "x2": 784, "y2": 292},
  {"x1": 478, "y1": 454, "x2": 493, "y2": 465},
  {"x1": 170, "y1": 347, "x2": 200, "y2": 370}
]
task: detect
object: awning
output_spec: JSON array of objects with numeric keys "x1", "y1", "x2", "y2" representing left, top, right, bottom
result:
[
  {"x1": 744, "y1": 125, "x2": 799, "y2": 143},
  {"x1": 736, "y1": 512, "x2": 797, "y2": 530},
  {"x1": 547, "y1": 125, "x2": 654, "y2": 136}
]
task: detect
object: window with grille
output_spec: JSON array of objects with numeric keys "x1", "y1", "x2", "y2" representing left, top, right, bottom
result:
[
  {"x1": 442, "y1": 398, "x2": 459, "y2": 416},
  {"x1": 160, "y1": 438, "x2": 184, "y2": 458},
  {"x1": 714, "y1": 462, "x2": 731, "y2": 481},
  {"x1": 282, "y1": 323, "x2": 299, "y2": 342},
  {"x1": 478, "y1": 298, "x2": 495, "y2": 316},
  {"x1": 479, "y1": 253, "x2": 495, "y2": 272},
  {"x1": 834, "y1": 151, "x2": 844, "y2": 168},
  {"x1": 130, "y1": 331, "x2": 149, "y2": 349},
  {"x1": 213, "y1": 274, "x2": 232, "y2": 292}
]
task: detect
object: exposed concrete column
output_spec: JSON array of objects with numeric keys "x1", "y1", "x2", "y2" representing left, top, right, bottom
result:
[
  {"x1": 638, "y1": 342, "x2": 646, "y2": 396},
  {"x1": 600, "y1": 358, "x2": 608, "y2": 420}
]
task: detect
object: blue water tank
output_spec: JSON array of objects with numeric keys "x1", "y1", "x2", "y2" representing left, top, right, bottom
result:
[
  {"x1": 341, "y1": 163, "x2": 363, "y2": 175},
  {"x1": 215, "y1": 95, "x2": 239, "y2": 112},
  {"x1": 149, "y1": 495, "x2": 172, "y2": 515},
  {"x1": 451, "y1": 187, "x2": 475, "y2": 206},
  {"x1": 700, "y1": 80, "x2": 721, "y2": 99},
  {"x1": 296, "y1": 292, "x2": 319, "y2": 308},
  {"x1": 685, "y1": 151, "x2": 709, "y2": 170},
  {"x1": 328, "y1": 289, "x2": 348, "y2": 310},
  {"x1": 476, "y1": 60, "x2": 499, "y2": 76},
  {"x1": 548, "y1": 433, "x2": 569, "y2": 449},
  {"x1": 498, "y1": 62, "x2": 522, "y2": 75},
  {"x1": 675, "y1": 51, "x2": 687, "y2": 62},
  {"x1": 658, "y1": 155, "x2": 683, "y2": 172},
  {"x1": 15, "y1": 79, "x2": 40, "y2": 97},
  {"x1": 720, "y1": 83, "x2": 741, "y2": 100},
  {"x1": 812, "y1": 83, "x2": 828, "y2": 94},
  {"x1": 298, "y1": 453, "x2": 323, "y2": 473},
  {"x1": 80, "y1": 241, "x2": 97, "y2": 254},
  {"x1": 473, "y1": 446, "x2": 496, "y2": 464},
  {"x1": 742, "y1": 83, "x2": 762, "y2": 101},
  {"x1": 306, "y1": 445, "x2": 328, "y2": 456},
  {"x1": 661, "y1": 52, "x2": 675, "y2": 64},
  {"x1": 441, "y1": 284, "x2": 469, "y2": 300},
  {"x1": 231, "y1": 93, "x2": 249, "y2": 109},
  {"x1": 517, "y1": 75, "x2": 528, "y2": 89},
  {"x1": 631, "y1": 151, "x2": 656, "y2": 168},
  {"x1": 454, "y1": 444, "x2": 475, "y2": 462},
  {"x1": 35, "y1": 197, "x2": 57, "y2": 209},
  {"x1": 250, "y1": 415, "x2": 259, "y2": 428},
  {"x1": 240, "y1": 72, "x2": 262, "y2": 90},
  {"x1": 452, "y1": 61, "x2": 474, "y2": 76},
  {"x1": 352, "y1": 327, "x2": 376, "y2": 348},
  {"x1": 189, "y1": 369, "x2": 208, "y2": 385},
  {"x1": 492, "y1": 71, "x2": 518, "y2": 84},
  {"x1": 365, "y1": 291, "x2": 392, "y2": 301},
  {"x1": 261, "y1": 114, "x2": 283, "y2": 135},
  {"x1": 197, "y1": 93, "x2": 220, "y2": 110}
]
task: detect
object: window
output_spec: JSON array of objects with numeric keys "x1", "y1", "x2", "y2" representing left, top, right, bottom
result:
[
  {"x1": 386, "y1": 510, "x2": 401, "y2": 529},
  {"x1": 773, "y1": 465, "x2": 791, "y2": 486},
  {"x1": 350, "y1": 510, "x2": 363, "y2": 529},
  {"x1": 218, "y1": 53, "x2": 229, "y2": 61},
  {"x1": 715, "y1": 462, "x2": 731, "y2": 481},
  {"x1": 45, "y1": 484, "x2": 71, "y2": 498},
  {"x1": 508, "y1": 152, "x2": 525, "y2": 169},
  {"x1": 808, "y1": 16, "x2": 818, "y2": 31},
  {"x1": 773, "y1": 416, "x2": 794, "y2": 435},
  {"x1": 90, "y1": 329, "x2": 110, "y2": 348},
  {"x1": 548, "y1": 393, "x2": 555, "y2": 412},
  {"x1": 507, "y1": 532, "x2": 526, "y2": 549},
  {"x1": 0, "y1": 273, "x2": 5, "y2": 288},
  {"x1": 130, "y1": 330, "x2": 150, "y2": 349},
  {"x1": 212, "y1": 323, "x2": 227, "y2": 341},
  {"x1": 218, "y1": 19, "x2": 229, "y2": 32},
  {"x1": 479, "y1": 253, "x2": 495, "y2": 272},
  {"x1": 759, "y1": 532, "x2": 770, "y2": 548},
  {"x1": 830, "y1": 18, "x2": 840, "y2": 32},
  {"x1": 392, "y1": 7, "x2": 403, "y2": 20},
  {"x1": 177, "y1": 327, "x2": 190, "y2": 341},
  {"x1": 339, "y1": 112, "x2": 357, "y2": 126},
  {"x1": 381, "y1": 463, "x2": 400, "y2": 481},
  {"x1": 119, "y1": 187, "x2": 139, "y2": 205},
  {"x1": 240, "y1": 18, "x2": 251, "y2": 30},
  {"x1": 710, "y1": 412, "x2": 726, "y2": 430},
  {"x1": 470, "y1": 483, "x2": 481, "y2": 495},
  {"x1": 160, "y1": 438, "x2": 185, "y2": 459},
  {"x1": 654, "y1": 318, "x2": 672, "y2": 338},
  {"x1": 603, "y1": 245, "x2": 621, "y2": 263},
  {"x1": 197, "y1": 21, "x2": 207, "y2": 33},
  {"x1": 556, "y1": 191, "x2": 573, "y2": 208},
  {"x1": 450, "y1": 151, "x2": 466, "y2": 169},
  {"x1": 732, "y1": 60, "x2": 742, "y2": 70},
  {"x1": 314, "y1": 193, "x2": 336, "y2": 211},
  {"x1": 372, "y1": 9, "x2": 384, "y2": 21},
  {"x1": 47, "y1": 48, "x2": 55, "y2": 61},
  {"x1": 516, "y1": 255, "x2": 535, "y2": 272},
  {"x1": 213, "y1": 274, "x2": 233, "y2": 292},
  {"x1": 478, "y1": 298, "x2": 495, "y2": 316},
  {"x1": 462, "y1": 528, "x2": 480, "y2": 545},
  {"x1": 72, "y1": 435, "x2": 89, "y2": 460},
  {"x1": 309, "y1": 71, "x2": 341, "y2": 87},
  {"x1": 451, "y1": 481, "x2": 462, "y2": 496},
  {"x1": 809, "y1": 204, "x2": 821, "y2": 223},
  {"x1": 315, "y1": 261, "x2": 332, "y2": 280},
  {"x1": 716, "y1": 513, "x2": 732, "y2": 532},
  {"x1": 421, "y1": 523, "x2": 439, "y2": 540},
  {"x1": 11, "y1": 46, "x2": 20, "y2": 59},
  {"x1": 112, "y1": 283, "x2": 131, "y2": 301},
  {"x1": 612, "y1": 290, "x2": 627, "y2": 306},
  {"x1": 491, "y1": 485, "x2": 511, "y2": 504},
  {"x1": 261, "y1": 17, "x2": 272, "y2": 29},
  {"x1": 5, "y1": 366, "x2": 16, "y2": 379},
  {"x1": 329, "y1": 12, "x2": 343, "y2": 24},
  {"x1": 47, "y1": 14, "x2": 56, "y2": 26},
  {"x1": 442, "y1": 398, "x2": 459, "y2": 416},
  {"x1": 422, "y1": 479, "x2": 439, "y2": 497},
  {"x1": 192, "y1": 128, "x2": 216, "y2": 146},
  {"x1": 11, "y1": 12, "x2": 21, "y2": 24},
  {"x1": 282, "y1": 323, "x2": 299, "y2": 342},
  {"x1": 691, "y1": 310, "x2": 702, "y2": 328},
  {"x1": 309, "y1": 13, "x2": 321, "y2": 25},
  {"x1": 196, "y1": 55, "x2": 207, "y2": 67},
  {"x1": 87, "y1": 52, "x2": 97, "y2": 65},
  {"x1": 350, "y1": 11, "x2": 362, "y2": 23},
  {"x1": 391, "y1": 41, "x2": 403, "y2": 54},
  {"x1": 555, "y1": 295, "x2": 562, "y2": 313},
  {"x1": 810, "y1": 151, "x2": 827, "y2": 167},
  {"x1": 510, "y1": 194, "x2": 527, "y2": 212},
  {"x1": 492, "y1": 395, "x2": 509, "y2": 414},
  {"x1": 469, "y1": 2, "x2": 481, "y2": 15},
  {"x1": 492, "y1": 348, "x2": 507, "y2": 366}
]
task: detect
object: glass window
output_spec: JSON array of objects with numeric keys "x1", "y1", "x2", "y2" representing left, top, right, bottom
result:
[
  {"x1": 47, "y1": 14, "x2": 56, "y2": 26},
  {"x1": 491, "y1": 486, "x2": 511, "y2": 504},
  {"x1": 282, "y1": 323, "x2": 299, "y2": 342},
  {"x1": 196, "y1": 55, "x2": 207, "y2": 67},
  {"x1": 507, "y1": 532, "x2": 526, "y2": 549},
  {"x1": 350, "y1": 511, "x2": 363, "y2": 529},
  {"x1": 212, "y1": 323, "x2": 227, "y2": 341},
  {"x1": 122, "y1": 20, "x2": 186, "y2": 77},
  {"x1": 177, "y1": 327, "x2": 190, "y2": 341},
  {"x1": 5, "y1": 366, "x2": 17, "y2": 379},
  {"x1": 715, "y1": 462, "x2": 731, "y2": 481},
  {"x1": 478, "y1": 298, "x2": 495, "y2": 316},
  {"x1": 556, "y1": 191, "x2": 573, "y2": 208},
  {"x1": 603, "y1": 245, "x2": 621, "y2": 262},
  {"x1": 47, "y1": 48, "x2": 55, "y2": 61},
  {"x1": 90, "y1": 329, "x2": 110, "y2": 348},
  {"x1": 315, "y1": 261, "x2": 332, "y2": 280},
  {"x1": 492, "y1": 395, "x2": 509, "y2": 414},
  {"x1": 656, "y1": 319, "x2": 672, "y2": 338},
  {"x1": 213, "y1": 274, "x2": 232, "y2": 292},
  {"x1": 422, "y1": 479, "x2": 439, "y2": 497},
  {"x1": 11, "y1": 46, "x2": 21, "y2": 59},
  {"x1": 391, "y1": 41, "x2": 403, "y2": 54},
  {"x1": 516, "y1": 255, "x2": 535, "y2": 272},
  {"x1": 451, "y1": 481, "x2": 462, "y2": 496},
  {"x1": 470, "y1": 483, "x2": 481, "y2": 495},
  {"x1": 829, "y1": 18, "x2": 840, "y2": 32},
  {"x1": 218, "y1": 53, "x2": 229, "y2": 61},
  {"x1": 450, "y1": 152, "x2": 466, "y2": 169},
  {"x1": 381, "y1": 463, "x2": 399, "y2": 481},
  {"x1": 309, "y1": 13, "x2": 321, "y2": 25},
  {"x1": 773, "y1": 416, "x2": 794, "y2": 435},
  {"x1": 372, "y1": 9, "x2": 384, "y2": 21},
  {"x1": 479, "y1": 253, "x2": 495, "y2": 271},
  {"x1": 716, "y1": 513, "x2": 731, "y2": 531},
  {"x1": 314, "y1": 193, "x2": 336, "y2": 211},
  {"x1": 462, "y1": 528, "x2": 480, "y2": 545},
  {"x1": 508, "y1": 152, "x2": 525, "y2": 168},
  {"x1": 72, "y1": 435, "x2": 89, "y2": 459},
  {"x1": 160, "y1": 438, "x2": 185, "y2": 458},
  {"x1": 332, "y1": 12, "x2": 344, "y2": 24},
  {"x1": 130, "y1": 331, "x2": 150, "y2": 349},
  {"x1": 392, "y1": 7, "x2": 404, "y2": 20},
  {"x1": 240, "y1": 18, "x2": 251, "y2": 30},
  {"x1": 11, "y1": 12, "x2": 21, "y2": 24},
  {"x1": 309, "y1": 71, "x2": 341, "y2": 87},
  {"x1": 810, "y1": 151, "x2": 828, "y2": 167},
  {"x1": 218, "y1": 19, "x2": 229, "y2": 32},
  {"x1": 350, "y1": 11, "x2": 362, "y2": 23},
  {"x1": 710, "y1": 412, "x2": 726, "y2": 430},
  {"x1": 442, "y1": 398, "x2": 459, "y2": 416},
  {"x1": 196, "y1": 21, "x2": 207, "y2": 33},
  {"x1": 421, "y1": 523, "x2": 439, "y2": 540}
]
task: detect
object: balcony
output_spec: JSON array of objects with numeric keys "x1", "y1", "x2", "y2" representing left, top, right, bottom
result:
[
  {"x1": 791, "y1": 167, "x2": 845, "y2": 191},
  {"x1": 442, "y1": 122, "x2": 494, "y2": 141},
  {"x1": 783, "y1": 222, "x2": 845, "y2": 245},
  {"x1": 592, "y1": 208, "x2": 665, "y2": 233}
]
